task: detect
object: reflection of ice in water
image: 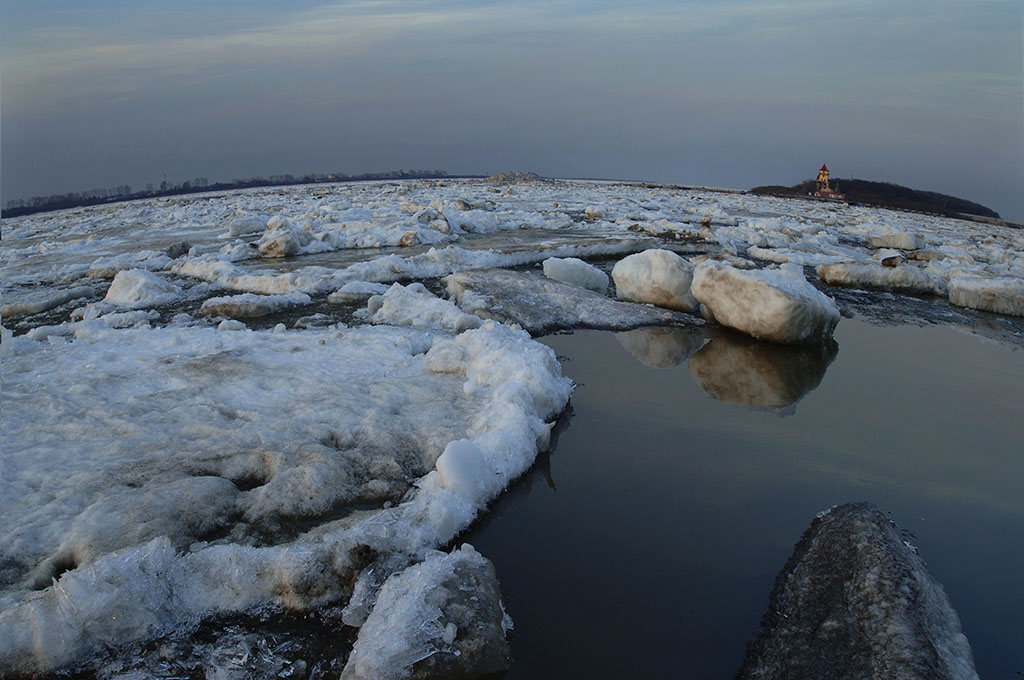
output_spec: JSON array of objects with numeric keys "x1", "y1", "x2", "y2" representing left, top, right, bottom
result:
[
  {"x1": 688, "y1": 332, "x2": 838, "y2": 411},
  {"x1": 615, "y1": 327, "x2": 707, "y2": 368}
]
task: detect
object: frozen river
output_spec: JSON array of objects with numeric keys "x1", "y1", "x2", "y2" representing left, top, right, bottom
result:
[{"x1": 2, "y1": 177, "x2": 1022, "y2": 677}]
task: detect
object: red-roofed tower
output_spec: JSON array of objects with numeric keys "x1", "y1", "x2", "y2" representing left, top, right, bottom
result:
[{"x1": 816, "y1": 164, "x2": 831, "y2": 193}]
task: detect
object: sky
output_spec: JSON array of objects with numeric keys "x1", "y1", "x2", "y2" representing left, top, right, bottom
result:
[{"x1": 2, "y1": 0, "x2": 1022, "y2": 219}]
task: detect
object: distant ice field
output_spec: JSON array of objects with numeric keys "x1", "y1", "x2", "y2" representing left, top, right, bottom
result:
[{"x1": 2, "y1": 178, "x2": 1022, "y2": 676}]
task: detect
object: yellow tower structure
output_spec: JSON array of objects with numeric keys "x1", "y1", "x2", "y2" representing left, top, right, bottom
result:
[{"x1": 816, "y1": 164, "x2": 831, "y2": 193}]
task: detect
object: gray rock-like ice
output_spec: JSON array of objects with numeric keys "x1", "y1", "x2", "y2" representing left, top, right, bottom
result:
[
  {"x1": 611, "y1": 248, "x2": 699, "y2": 312},
  {"x1": 445, "y1": 268, "x2": 701, "y2": 335},
  {"x1": 692, "y1": 262, "x2": 840, "y2": 344},
  {"x1": 738, "y1": 502, "x2": 978, "y2": 680}
]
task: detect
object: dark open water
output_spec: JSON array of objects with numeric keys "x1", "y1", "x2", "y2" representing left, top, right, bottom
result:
[{"x1": 462, "y1": 319, "x2": 1024, "y2": 678}]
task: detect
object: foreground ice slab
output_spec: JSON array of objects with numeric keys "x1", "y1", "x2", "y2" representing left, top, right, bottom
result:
[
  {"x1": 341, "y1": 545, "x2": 510, "y2": 680},
  {"x1": 738, "y1": 502, "x2": 978, "y2": 680},
  {"x1": 611, "y1": 249, "x2": 699, "y2": 312},
  {"x1": 688, "y1": 332, "x2": 837, "y2": 410},
  {"x1": 445, "y1": 268, "x2": 701, "y2": 335},
  {"x1": 0, "y1": 319, "x2": 570, "y2": 675},
  {"x1": 816, "y1": 263, "x2": 947, "y2": 296},
  {"x1": 692, "y1": 262, "x2": 840, "y2": 344}
]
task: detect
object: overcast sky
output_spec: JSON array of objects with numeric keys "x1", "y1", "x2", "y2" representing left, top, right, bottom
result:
[{"x1": 2, "y1": 0, "x2": 1021, "y2": 219}]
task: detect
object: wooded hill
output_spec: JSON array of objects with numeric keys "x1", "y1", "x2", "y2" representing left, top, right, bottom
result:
[{"x1": 750, "y1": 178, "x2": 999, "y2": 219}]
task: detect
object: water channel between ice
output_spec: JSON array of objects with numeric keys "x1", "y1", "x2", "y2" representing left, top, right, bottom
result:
[{"x1": 462, "y1": 319, "x2": 1024, "y2": 679}]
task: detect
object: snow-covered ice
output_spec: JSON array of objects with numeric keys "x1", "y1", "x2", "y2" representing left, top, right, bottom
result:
[{"x1": 0, "y1": 318, "x2": 570, "y2": 674}]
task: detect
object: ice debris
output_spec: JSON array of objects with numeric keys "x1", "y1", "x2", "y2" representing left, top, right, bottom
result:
[
  {"x1": 868, "y1": 230, "x2": 926, "y2": 251},
  {"x1": 341, "y1": 545, "x2": 510, "y2": 680}
]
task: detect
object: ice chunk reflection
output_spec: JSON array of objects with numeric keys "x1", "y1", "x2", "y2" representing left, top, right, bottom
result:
[
  {"x1": 688, "y1": 331, "x2": 838, "y2": 410},
  {"x1": 615, "y1": 327, "x2": 706, "y2": 368}
]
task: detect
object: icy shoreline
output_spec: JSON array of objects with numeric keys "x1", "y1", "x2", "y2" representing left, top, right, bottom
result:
[{"x1": 2, "y1": 177, "x2": 1023, "y2": 677}]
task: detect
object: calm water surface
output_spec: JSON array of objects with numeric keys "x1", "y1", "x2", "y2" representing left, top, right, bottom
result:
[{"x1": 462, "y1": 319, "x2": 1024, "y2": 678}]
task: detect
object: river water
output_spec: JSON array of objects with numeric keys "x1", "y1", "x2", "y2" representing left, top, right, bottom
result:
[{"x1": 462, "y1": 319, "x2": 1024, "y2": 678}]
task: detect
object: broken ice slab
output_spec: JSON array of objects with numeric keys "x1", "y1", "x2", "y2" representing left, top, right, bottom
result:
[{"x1": 445, "y1": 267, "x2": 703, "y2": 336}]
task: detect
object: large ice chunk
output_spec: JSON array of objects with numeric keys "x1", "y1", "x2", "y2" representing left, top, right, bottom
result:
[
  {"x1": 691, "y1": 262, "x2": 839, "y2": 344},
  {"x1": 103, "y1": 269, "x2": 182, "y2": 308},
  {"x1": 611, "y1": 249, "x2": 699, "y2": 312},
  {"x1": 948, "y1": 276, "x2": 1024, "y2": 317},
  {"x1": 542, "y1": 257, "x2": 609, "y2": 294},
  {"x1": 341, "y1": 545, "x2": 511, "y2": 680},
  {"x1": 816, "y1": 263, "x2": 947, "y2": 296}
]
